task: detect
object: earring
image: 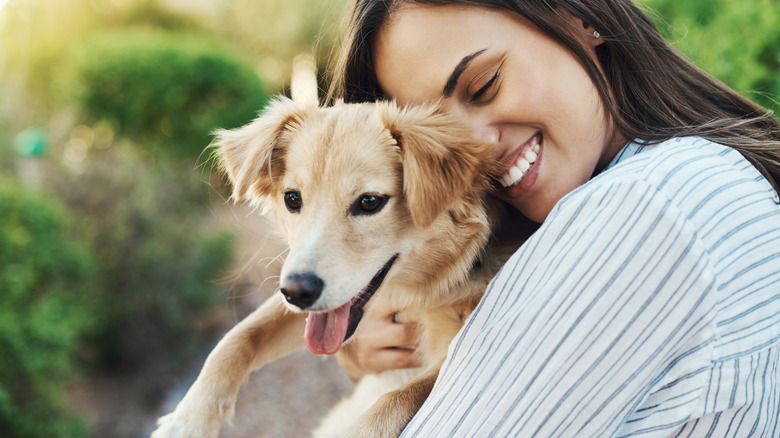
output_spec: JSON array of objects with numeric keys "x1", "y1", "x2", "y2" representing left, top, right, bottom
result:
[{"x1": 593, "y1": 30, "x2": 601, "y2": 38}]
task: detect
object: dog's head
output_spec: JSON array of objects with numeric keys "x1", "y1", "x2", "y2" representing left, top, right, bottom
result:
[{"x1": 215, "y1": 97, "x2": 495, "y2": 354}]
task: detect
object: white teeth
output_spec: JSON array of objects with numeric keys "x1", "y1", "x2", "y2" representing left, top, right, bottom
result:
[
  {"x1": 502, "y1": 174, "x2": 515, "y2": 187},
  {"x1": 500, "y1": 136, "x2": 541, "y2": 188},
  {"x1": 516, "y1": 157, "x2": 530, "y2": 173},
  {"x1": 508, "y1": 166, "x2": 524, "y2": 182}
]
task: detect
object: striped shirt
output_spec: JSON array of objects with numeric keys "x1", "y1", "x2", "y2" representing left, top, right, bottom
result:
[{"x1": 400, "y1": 137, "x2": 780, "y2": 437}]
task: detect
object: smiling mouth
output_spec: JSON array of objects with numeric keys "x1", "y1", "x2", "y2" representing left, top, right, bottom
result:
[
  {"x1": 303, "y1": 253, "x2": 399, "y2": 355},
  {"x1": 499, "y1": 134, "x2": 541, "y2": 188}
]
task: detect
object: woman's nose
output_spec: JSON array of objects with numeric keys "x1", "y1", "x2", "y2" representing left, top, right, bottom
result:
[
  {"x1": 470, "y1": 122, "x2": 500, "y2": 144},
  {"x1": 442, "y1": 101, "x2": 500, "y2": 143}
]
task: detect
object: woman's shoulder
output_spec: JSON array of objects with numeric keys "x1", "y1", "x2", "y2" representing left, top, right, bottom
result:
[
  {"x1": 549, "y1": 137, "x2": 779, "y2": 278},
  {"x1": 553, "y1": 136, "x2": 778, "y2": 244},
  {"x1": 589, "y1": 136, "x2": 774, "y2": 206},
  {"x1": 605, "y1": 136, "x2": 745, "y2": 183}
]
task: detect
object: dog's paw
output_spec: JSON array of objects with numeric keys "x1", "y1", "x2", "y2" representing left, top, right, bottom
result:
[
  {"x1": 150, "y1": 408, "x2": 224, "y2": 438},
  {"x1": 151, "y1": 379, "x2": 237, "y2": 438}
]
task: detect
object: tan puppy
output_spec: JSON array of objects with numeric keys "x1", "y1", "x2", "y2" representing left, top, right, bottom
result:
[{"x1": 152, "y1": 97, "x2": 524, "y2": 438}]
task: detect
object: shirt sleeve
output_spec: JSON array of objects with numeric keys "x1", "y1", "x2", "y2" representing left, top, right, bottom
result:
[{"x1": 400, "y1": 178, "x2": 719, "y2": 437}]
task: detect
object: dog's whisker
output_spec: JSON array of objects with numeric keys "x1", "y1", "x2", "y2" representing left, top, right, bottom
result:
[
  {"x1": 259, "y1": 275, "x2": 281, "y2": 291},
  {"x1": 264, "y1": 249, "x2": 288, "y2": 269},
  {"x1": 256, "y1": 255, "x2": 280, "y2": 267}
]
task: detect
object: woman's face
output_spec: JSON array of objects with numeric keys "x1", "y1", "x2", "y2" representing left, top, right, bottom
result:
[{"x1": 374, "y1": 4, "x2": 626, "y2": 223}]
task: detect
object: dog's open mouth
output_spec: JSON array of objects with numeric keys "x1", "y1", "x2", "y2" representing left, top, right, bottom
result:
[{"x1": 304, "y1": 254, "x2": 399, "y2": 355}]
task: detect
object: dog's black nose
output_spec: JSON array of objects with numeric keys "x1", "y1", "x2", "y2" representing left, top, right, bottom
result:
[{"x1": 280, "y1": 273, "x2": 324, "y2": 309}]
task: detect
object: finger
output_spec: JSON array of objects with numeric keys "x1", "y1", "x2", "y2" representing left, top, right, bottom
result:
[
  {"x1": 360, "y1": 318, "x2": 419, "y2": 350},
  {"x1": 365, "y1": 348, "x2": 423, "y2": 372},
  {"x1": 358, "y1": 314, "x2": 419, "y2": 344},
  {"x1": 391, "y1": 308, "x2": 423, "y2": 324},
  {"x1": 391, "y1": 309, "x2": 411, "y2": 324},
  {"x1": 364, "y1": 300, "x2": 397, "y2": 322},
  {"x1": 385, "y1": 320, "x2": 420, "y2": 348}
]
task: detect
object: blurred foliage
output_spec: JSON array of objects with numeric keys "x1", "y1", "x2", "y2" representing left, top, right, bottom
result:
[
  {"x1": 0, "y1": 180, "x2": 97, "y2": 438},
  {"x1": 642, "y1": 0, "x2": 780, "y2": 115},
  {"x1": 118, "y1": 0, "x2": 204, "y2": 30},
  {"x1": 72, "y1": 28, "x2": 269, "y2": 160},
  {"x1": 49, "y1": 141, "x2": 234, "y2": 372},
  {"x1": 0, "y1": 0, "x2": 206, "y2": 114},
  {"x1": 0, "y1": 141, "x2": 235, "y2": 435},
  {"x1": 0, "y1": 120, "x2": 12, "y2": 174},
  {"x1": 214, "y1": 0, "x2": 349, "y2": 91},
  {"x1": 0, "y1": 0, "x2": 349, "y2": 123}
]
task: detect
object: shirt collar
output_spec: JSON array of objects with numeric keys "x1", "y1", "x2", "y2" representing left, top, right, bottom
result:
[{"x1": 605, "y1": 140, "x2": 644, "y2": 171}]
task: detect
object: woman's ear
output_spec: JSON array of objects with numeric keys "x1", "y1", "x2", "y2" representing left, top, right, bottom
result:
[
  {"x1": 213, "y1": 97, "x2": 313, "y2": 201},
  {"x1": 583, "y1": 21, "x2": 605, "y2": 49},
  {"x1": 378, "y1": 101, "x2": 496, "y2": 229},
  {"x1": 559, "y1": 8, "x2": 604, "y2": 49}
]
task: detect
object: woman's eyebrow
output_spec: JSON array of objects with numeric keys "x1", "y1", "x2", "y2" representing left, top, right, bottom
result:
[{"x1": 442, "y1": 48, "x2": 488, "y2": 97}]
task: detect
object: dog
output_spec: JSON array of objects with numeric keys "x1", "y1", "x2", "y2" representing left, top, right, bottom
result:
[{"x1": 152, "y1": 97, "x2": 528, "y2": 437}]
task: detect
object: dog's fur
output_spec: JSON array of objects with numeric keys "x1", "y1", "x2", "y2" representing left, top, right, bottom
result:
[{"x1": 152, "y1": 97, "x2": 525, "y2": 438}]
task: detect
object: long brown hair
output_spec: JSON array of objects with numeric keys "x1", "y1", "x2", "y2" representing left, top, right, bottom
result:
[{"x1": 328, "y1": 0, "x2": 780, "y2": 197}]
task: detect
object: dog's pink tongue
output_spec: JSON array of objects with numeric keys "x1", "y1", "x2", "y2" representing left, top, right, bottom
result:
[{"x1": 304, "y1": 301, "x2": 351, "y2": 355}]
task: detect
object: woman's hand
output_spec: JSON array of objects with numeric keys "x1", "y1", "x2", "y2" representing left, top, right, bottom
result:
[{"x1": 336, "y1": 303, "x2": 422, "y2": 380}]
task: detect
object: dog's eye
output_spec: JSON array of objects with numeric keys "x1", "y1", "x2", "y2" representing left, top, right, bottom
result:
[
  {"x1": 284, "y1": 190, "x2": 302, "y2": 213},
  {"x1": 350, "y1": 194, "x2": 389, "y2": 216}
]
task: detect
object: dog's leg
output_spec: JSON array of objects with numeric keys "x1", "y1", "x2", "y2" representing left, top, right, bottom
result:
[
  {"x1": 152, "y1": 292, "x2": 305, "y2": 438},
  {"x1": 340, "y1": 368, "x2": 439, "y2": 438}
]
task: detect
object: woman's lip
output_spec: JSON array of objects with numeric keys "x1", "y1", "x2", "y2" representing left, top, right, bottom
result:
[{"x1": 498, "y1": 134, "x2": 542, "y2": 199}]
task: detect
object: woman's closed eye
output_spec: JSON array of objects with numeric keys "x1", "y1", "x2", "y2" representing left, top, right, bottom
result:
[{"x1": 469, "y1": 65, "x2": 502, "y2": 104}]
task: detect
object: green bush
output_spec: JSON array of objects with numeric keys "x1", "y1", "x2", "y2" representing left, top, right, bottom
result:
[
  {"x1": 50, "y1": 142, "x2": 234, "y2": 372},
  {"x1": 0, "y1": 179, "x2": 97, "y2": 438},
  {"x1": 73, "y1": 28, "x2": 269, "y2": 160},
  {"x1": 644, "y1": 0, "x2": 780, "y2": 115},
  {"x1": 0, "y1": 122, "x2": 12, "y2": 175}
]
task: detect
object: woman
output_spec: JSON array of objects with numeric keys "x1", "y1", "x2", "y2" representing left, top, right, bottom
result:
[{"x1": 330, "y1": 0, "x2": 780, "y2": 436}]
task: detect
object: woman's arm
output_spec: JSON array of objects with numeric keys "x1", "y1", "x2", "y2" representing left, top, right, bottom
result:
[{"x1": 401, "y1": 178, "x2": 719, "y2": 437}]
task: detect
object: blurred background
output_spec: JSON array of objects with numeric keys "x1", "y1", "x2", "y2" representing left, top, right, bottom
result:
[{"x1": 0, "y1": 0, "x2": 777, "y2": 437}]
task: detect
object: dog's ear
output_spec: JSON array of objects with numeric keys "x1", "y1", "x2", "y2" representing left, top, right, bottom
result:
[
  {"x1": 213, "y1": 96, "x2": 313, "y2": 201},
  {"x1": 379, "y1": 101, "x2": 496, "y2": 228}
]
